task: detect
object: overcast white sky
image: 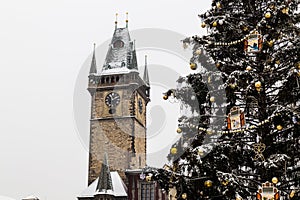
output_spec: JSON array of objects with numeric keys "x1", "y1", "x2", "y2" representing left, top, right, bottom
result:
[{"x1": 0, "y1": 1, "x2": 211, "y2": 199}]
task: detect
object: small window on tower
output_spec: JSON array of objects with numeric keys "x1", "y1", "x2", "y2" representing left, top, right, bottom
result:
[
  {"x1": 113, "y1": 40, "x2": 124, "y2": 48},
  {"x1": 139, "y1": 156, "x2": 141, "y2": 167}
]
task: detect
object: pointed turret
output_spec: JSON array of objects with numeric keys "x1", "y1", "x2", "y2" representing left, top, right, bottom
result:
[
  {"x1": 101, "y1": 14, "x2": 138, "y2": 75},
  {"x1": 96, "y1": 153, "x2": 113, "y2": 192},
  {"x1": 78, "y1": 152, "x2": 127, "y2": 199},
  {"x1": 143, "y1": 55, "x2": 150, "y2": 86},
  {"x1": 89, "y1": 43, "x2": 97, "y2": 74}
]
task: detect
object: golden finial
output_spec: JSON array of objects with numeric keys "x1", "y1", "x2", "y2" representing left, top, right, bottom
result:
[
  {"x1": 115, "y1": 13, "x2": 118, "y2": 28},
  {"x1": 126, "y1": 12, "x2": 129, "y2": 28}
]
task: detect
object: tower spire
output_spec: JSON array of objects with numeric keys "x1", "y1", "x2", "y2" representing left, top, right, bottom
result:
[
  {"x1": 126, "y1": 12, "x2": 129, "y2": 28},
  {"x1": 101, "y1": 18, "x2": 138, "y2": 73},
  {"x1": 143, "y1": 55, "x2": 150, "y2": 86},
  {"x1": 96, "y1": 153, "x2": 113, "y2": 192},
  {"x1": 115, "y1": 13, "x2": 118, "y2": 29},
  {"x1": 89, "y1": 43, "x2": 97, "y2": 74}
]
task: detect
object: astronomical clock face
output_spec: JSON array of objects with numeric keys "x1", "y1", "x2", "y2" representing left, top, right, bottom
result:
[
  {"x1": 138, "y1": 98, "x2": 143, "y2": 114},
  {"x1": 105, "y1": 92, "x2": 120, "y2": 107}
]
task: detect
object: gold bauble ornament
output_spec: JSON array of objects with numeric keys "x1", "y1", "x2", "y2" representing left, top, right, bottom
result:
[
  {"x1": 255, "y1": 81, "x2": 262, "y2": 88},
  {"x1": 210, "y1": 96, "x2": 215, "y2": 102},
  {"x1": 222, "y1": 180, "x2": 229, "y2": 186},
  {"x1": 146, "y1": 175, "x2": 152, "y2": 182},
  {"x1": 163, "y1": 95, "x2": 168, "y2": 100},
  {"x1": 255, "y1": 81, "x2": 262, "y2": 92},
  {"x1": 216, "y1": 2, "x2": 221, "y2": 8},
  {"x1": 267, "y1": 40, "x2": 274, "y2": 47},
  {"x1": 170, "y1": 147, "x2": 177, "y2": 155},
  {"x1": 196, "y1": 49, "x2": 202, "y2": 55},
  {"x1": 275, "y1": 60, "x2": 280, "y2": 65},
  {"x1": 177, "y1": 128, "x2": 182, "y2": 133},
  {"x1": 276, "y1": 125, "x2": 283, "y2": 131},
  {"x1": 212, "y1": 21, "x2": 218, "y2": 27},
  {"x1": 246, "y1": 66, "x2": 252, "y2": 71},
  {"x1": 290, "y1": 190, "x2": 295, "y2": 198},
  {"x1": 230, "y1": 83, "x2": 237, "y2": 89},
  {"x1": 216, "y1": 62, "x2": 221, "y2": 68},
  {"x1": 181, "y1": 193, "x2": 187, "y2": 199},
  {"x1": 198, "y1": 149, "x2": 204, "y2": 156},
  {"x1": 282, "y1": 7, "x2": 289, "y2": 14},
  {"x1": 265, "y1": 12, "x2": 272, "y2": 19},
  {"x1": 190, "y1": 63, "x2": 197, "y2": 70},
  {"x1": 296, "y1": 62, "x2": 300, "y2": 69},
  {"x1": 204, "y1": 180, "x2": 213, "y2": 188},
  {"x1": 201, "y1": 22, "x2": 206, "y2": 28},
  {"x1": 272, "y1": 177, "x2": 278, "y2": 184}
]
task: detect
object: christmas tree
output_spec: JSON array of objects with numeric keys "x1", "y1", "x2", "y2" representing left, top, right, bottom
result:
[{"x1": 144, "y1": 0, "x2": 300, "y2": 199}]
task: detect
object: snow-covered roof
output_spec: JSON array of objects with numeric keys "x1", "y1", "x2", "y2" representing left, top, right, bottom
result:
[
  {"x1": 22, "y1": 195, "x2": 39, "y2": 200},
  {"x1": 125, "y1": 169, "x2": 143, "y2": 173},
  {"x1": 100, "y1": 66, "x2": 139, "y2": 76},
  {"x1": 100, "y1": 27, "x2": 138, "y2": 75},
  {"x1": 78, "y1": 172, "x2": 127, "y2": 198},
  {"x1": 79, "y1": 178, "x2": 98, "y2": 198}
]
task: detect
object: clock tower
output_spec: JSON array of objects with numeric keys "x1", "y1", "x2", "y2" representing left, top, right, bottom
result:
[{"x1": 87, "y1": 20, "x2": 150, "y2": 185}]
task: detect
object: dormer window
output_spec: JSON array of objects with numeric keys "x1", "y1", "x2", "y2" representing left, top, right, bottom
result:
[{"x1": 113, "y1": 40, "x2": 124, "y2": 48}]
